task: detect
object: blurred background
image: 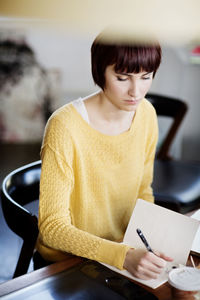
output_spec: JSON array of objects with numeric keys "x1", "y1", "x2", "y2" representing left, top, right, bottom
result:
[
  {"x1": 0, "y1": 0, "x2": 200, "y2": 283},
  {"x1": 0, "y1": 22, "x2": 199, "y2": 163}
]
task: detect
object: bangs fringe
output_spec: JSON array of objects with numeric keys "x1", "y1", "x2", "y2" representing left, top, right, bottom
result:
[{"x1": 114, "y1": 46, "x2": 161, "y2": 74}]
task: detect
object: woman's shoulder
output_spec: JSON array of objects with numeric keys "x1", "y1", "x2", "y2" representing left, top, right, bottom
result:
[
  {"x1": 50, "y1": 102, "x2": 74, "y2": 120},
  {"x1": 42, "y1": 102, "x2": 77, "y2": 147},
  {"x1": 138, "y1": 98, "x2": 158, "y2": 130},
  {"x1": 42, "y1": 102, "x2": 78, "y2": 142},
  {"x1": 141, "y1": 98, "x2": 156, "y2": 114},
  {"x1": 47, "y1": 101, "x2": 79, "y2": 129}
]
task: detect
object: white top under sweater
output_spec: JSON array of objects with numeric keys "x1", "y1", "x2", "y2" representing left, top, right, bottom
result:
[{"x1": 72, "y1": 98, "x2": 90, "y2": 124}]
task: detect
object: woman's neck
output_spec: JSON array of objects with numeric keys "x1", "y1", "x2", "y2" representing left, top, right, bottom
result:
[{"x1": 84, "y1": 91, "x2": 135, "y2": 135}]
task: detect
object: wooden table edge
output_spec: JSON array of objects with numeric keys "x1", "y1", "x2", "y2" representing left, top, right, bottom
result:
[{"x1": 0, "y1": 256, "x2": 84, "y2": 297}]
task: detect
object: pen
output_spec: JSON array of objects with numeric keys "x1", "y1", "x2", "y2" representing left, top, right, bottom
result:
[{"x1": 136, "y1": 228, "x2": 154, "y2": 253}]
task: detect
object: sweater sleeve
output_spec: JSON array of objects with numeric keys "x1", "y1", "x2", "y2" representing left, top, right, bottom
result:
[
  {"x1": 137, "y1": 106, "x2": 158, "y2": 203},
  {"x1": 38, "y1": 115, "x2": 130, "y2": 270}
]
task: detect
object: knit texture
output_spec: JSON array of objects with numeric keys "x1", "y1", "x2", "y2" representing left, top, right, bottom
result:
[{"x1": 37, "y1": 98, "x2": 158, "y2": 270}]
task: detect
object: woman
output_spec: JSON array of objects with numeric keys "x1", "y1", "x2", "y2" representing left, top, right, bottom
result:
[{"x1": 37, "y1": 32, "x2": 173, "y2": 280}]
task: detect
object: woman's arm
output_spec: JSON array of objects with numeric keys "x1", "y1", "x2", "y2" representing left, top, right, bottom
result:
[{"x1": 38, "y1": 116, "x2": 130, "y2": 270}]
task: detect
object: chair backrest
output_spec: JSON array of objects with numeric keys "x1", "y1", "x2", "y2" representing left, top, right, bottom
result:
[
  {"x1": 146, "y1": 93, "x2": 188, "y2": 160},
  {"x1": 1, "y1": 160, "x2": 41, "y2": 277}
]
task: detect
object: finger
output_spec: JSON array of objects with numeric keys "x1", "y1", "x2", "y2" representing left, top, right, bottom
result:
[
  {"x1": 145, "y1": 252, "x2": 166, "y2": 268},
  {"x1": 155, "y1": 251, "x2": 173, "y2": 262},
  {"x1": 139, "y1": 255, "x2": 164, "y2": 274},
  {"x1": 161, "y1": 254, "x2": 173, "y2": 262}
]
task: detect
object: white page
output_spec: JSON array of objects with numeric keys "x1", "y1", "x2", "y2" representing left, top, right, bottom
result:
[
  {"x1": 102, "y1": 199, "x2": 199, "y2": 289},
  {"x1": 191, "y1": 209, "x2": 200, "y2": 255},
  {"x1": 124, "y1": 199, "x2": 199, "y2": 265}
]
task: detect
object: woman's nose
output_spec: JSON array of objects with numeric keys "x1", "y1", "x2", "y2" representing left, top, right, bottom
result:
[{"x1": 128, "y1": 82, "x2": 139, "y2": 98}]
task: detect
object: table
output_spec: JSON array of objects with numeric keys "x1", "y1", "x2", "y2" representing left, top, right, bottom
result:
[{"x1": 0, "y1": 254, "x2": 199, "y2": 300}]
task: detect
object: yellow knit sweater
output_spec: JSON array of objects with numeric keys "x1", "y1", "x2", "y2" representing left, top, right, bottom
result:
[{"x1": 37, "y1": 98, "x2": 158, "y2": 270}]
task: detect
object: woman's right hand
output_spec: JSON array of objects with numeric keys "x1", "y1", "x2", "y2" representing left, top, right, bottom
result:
[{"x1": 123, "y1": 248, "x2": 173, "y2": 280}]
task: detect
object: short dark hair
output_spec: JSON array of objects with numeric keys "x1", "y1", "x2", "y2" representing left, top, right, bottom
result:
[{"x1": 91, "y1": 34, "x2": 162, "y2": 90}]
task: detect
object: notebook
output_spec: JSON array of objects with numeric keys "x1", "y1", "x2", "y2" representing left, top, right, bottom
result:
[
  {"x1": 191, "y1": 209, "x2": 200, "y2": 256},
  {"x1": 102, "y1": 199, "x2": 199, "y2": 289}
]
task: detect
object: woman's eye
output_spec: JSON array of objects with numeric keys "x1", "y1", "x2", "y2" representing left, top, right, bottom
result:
[
  {"x1": 142, "y1": 73, "x2": 153, "y2": 80},
  {"x1": 117, "y1": 76, "x2": 128, "y2": 81}
]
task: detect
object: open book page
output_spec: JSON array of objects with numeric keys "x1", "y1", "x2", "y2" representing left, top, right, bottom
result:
[
  {"x1": 191, "y1": 209, "x2": 200, "y2": 256},
  {"x1": 102, "y1": 199, "x2": 199, "y2": 289}
]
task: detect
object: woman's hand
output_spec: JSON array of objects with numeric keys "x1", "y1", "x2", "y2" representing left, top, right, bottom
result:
[{"x1": 123, "y1": 248, "x2": 173, "y2": 280}]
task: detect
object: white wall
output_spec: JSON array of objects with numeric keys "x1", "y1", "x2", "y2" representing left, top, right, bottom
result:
[{"x1": 27, "y1": 28, "x2": 98, "y2": 100}]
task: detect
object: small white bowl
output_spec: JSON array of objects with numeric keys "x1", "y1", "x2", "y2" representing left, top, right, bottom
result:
[{"x1": 168, "y1": 267, "x2": 200, "y2": 292}]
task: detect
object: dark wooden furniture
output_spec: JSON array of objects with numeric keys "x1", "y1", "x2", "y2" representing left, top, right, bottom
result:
[
  {"x1": 147, "y1": 93, "x2": 200, "y2": 213},
  {"x1": 0, "y1": 161, "x2": 41, "y2": 278},
  {"x1": 0, "y1": 253, "x2": 199, "y2": 300},
  {"x1": 147, "y1": 93, "x2": 187, "y2": 160}
]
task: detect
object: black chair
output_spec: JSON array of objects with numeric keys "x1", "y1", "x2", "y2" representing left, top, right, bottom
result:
[
  {"x1": 1, "y1": 160, "x2": 41, "y2": 278},
  {"x1": 147, "y1": 93, "x2": 200, "y2": 213}
]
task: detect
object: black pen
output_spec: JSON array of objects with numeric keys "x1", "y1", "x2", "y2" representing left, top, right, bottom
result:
[{"x1": 136, "y1": 228, "x2": 154, "y2": 253}]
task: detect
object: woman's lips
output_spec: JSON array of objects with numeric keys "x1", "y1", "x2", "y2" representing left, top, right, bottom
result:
[{"x1": 124, "y1": 99, "x2": 139, "y2": 105}]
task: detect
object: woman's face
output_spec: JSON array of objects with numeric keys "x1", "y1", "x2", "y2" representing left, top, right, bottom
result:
[{"x1": 103, "y1": 65, "x2": 153, "y2": 112}]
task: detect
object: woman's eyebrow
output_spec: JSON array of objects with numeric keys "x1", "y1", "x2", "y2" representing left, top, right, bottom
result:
[
  {"x1": 116, "y1": 71, "x2": 152, "y2": 76},
  {"x1": 142, "y1": 72, "x2": 153, "y2": 75},
  {"x1": 116, "y1": 71, "x2": 131, "y2": 76}
]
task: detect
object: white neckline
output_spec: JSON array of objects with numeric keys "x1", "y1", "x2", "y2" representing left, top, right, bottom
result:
[{"x1": 72, "y1": 98, "x2": 90, "y2": 124}]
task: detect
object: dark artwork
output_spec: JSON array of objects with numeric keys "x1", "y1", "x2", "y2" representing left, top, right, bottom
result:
[{"x1": 0, "y1": 35, "x2": 54, "y2": 142}]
